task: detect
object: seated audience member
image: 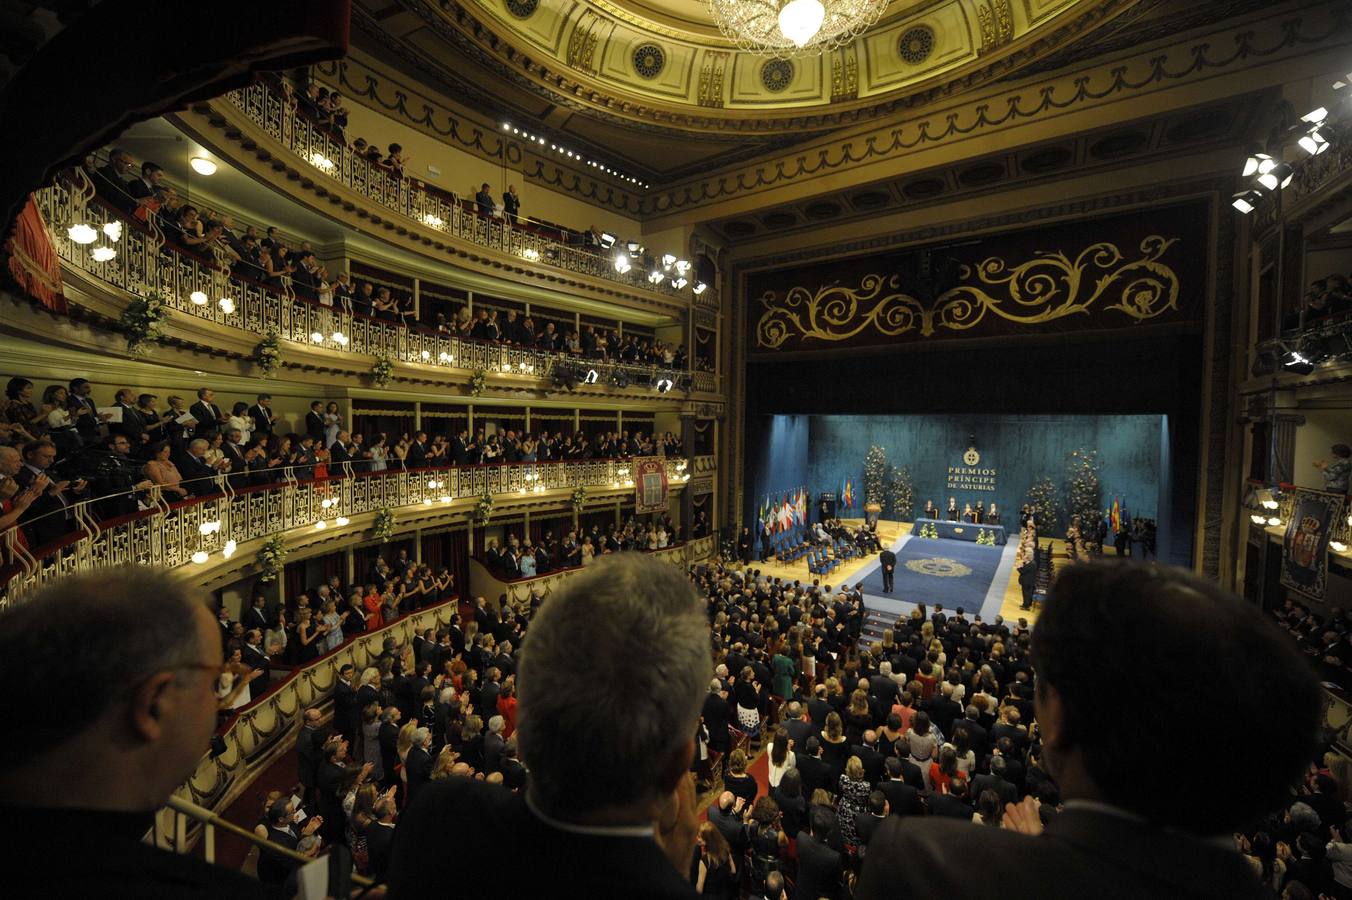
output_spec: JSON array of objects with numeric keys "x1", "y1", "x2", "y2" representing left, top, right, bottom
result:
[
  {"x1": 0, "y1": 568, "x2": 278, "y2": 897},
  {"x1": 387, "y1": 553, "x2": 708, "y2": 898},
  {"x1": 856, "y1": 561, "x2": 1322, "y2": 900}
]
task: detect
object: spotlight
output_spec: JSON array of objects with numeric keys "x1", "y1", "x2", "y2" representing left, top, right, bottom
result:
[
  {"x1": 309, "y1": 152, "x2": 334, "y2": 171},
  {"x1": 671, "y1": 276, "x2": 689, "y2": 290},
  {"x1": 1250, "y1": 514, "x2": 1267, "y2": 525},
  {"x1": 613, "y1": 253, "x2": 632, "y2": 274},
  {"x1": 1231, "y1": 190, "x2": 1261, "y2": 214},
  {"x1": 222, "y1": 540, "x2": 237, "y2": 558},
  {"x1": 1257, "y1": 162, "x2": 1294, "y2": 191},
  {"x1": 218, "y1": 297, "x2": 236, "y2": 313},
  {"x1": 655, "y1": 377, "x2": 674, "y2": 393},
  {"x1": 438, "y1": 351, "x2": 452, "y2": 363},
  {"x1": 190, "y1": 291, "x2": 208, "y2": 306},
  {"x1": 1281, "y1": 348, "x2": 1316, "y2": 375},
  {"x1": 584, "y1": 368, "x2": 599, "y2": 384},
  {"x1": 1299, "y1": 130, "x2": 1331, "y2": 156},
  {"x1": 423, "y1": 213, "x2": 444, "y2": 227},
  {"x1": 600, "y1": 232, "x2": 616, "y2": 248},
  {"x1": 625, "y1": 240, "x2": 643, "y2": 254},
  {"x1": 1332, "y1": 541, "x2": 1349, "y2": 553},
  {"x1": 440, "y1": 495, "x2": 452, "y2": 503},
  {"x1": 648, "y1": 269, "x2": 665, "y2": 284},
  {"x1": 102, "y1": 221, "x2": 122, "y2": 242},
  {"x1": 1267, "y1": 517, "x2": 1282, "y2": 527},
  {"x1": 191, "y1": 550, "x2": 209, "y2": 564},
  {"x1": 1302, "y1": 107, "x2": 1329, "y2": 124},
  {"x1": 333, "y1": 332, "x2": 348, "y2": 346},
  {"x1": 189, "y1": 156, "x2": 217, "y2": 176},
  {"x1": 693, "y1": 281, "x2": 709, "y2": 295},
  {"x1": 68, "y1": 223, "x2": 97, "y2": 244},
  {"x1": 90, "y1": 246, "x2": 115, "y2": 262},
  {"x1": 311, "y1": 331, "x2": 324, "y2": 343},
  {"x1": 675, "y1": 259, "x2": 691, "y2": 274},
  {"x1": 315, "y1": 520, "x2": 327, "y2": 530},
  {"x1": 502, "y1": 122, "x2": 511, "y2": 130},
  {"x1": 336, "y1": 516, "x2": 350, "y2": 526},
  {"x1": 421, "y1": 350, "x2": 431, "y2": 360},
  {"x1": 661, "y1": 253, "x2": 677, "y2": 268}
]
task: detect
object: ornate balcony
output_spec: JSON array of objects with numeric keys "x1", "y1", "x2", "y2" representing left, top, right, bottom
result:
[
  {"x1": 35, "y1": 177, "x2": 721, "y2": 395},
  {"x1": 222, "y1": 81, "x2": 689, "y2": 300},
  {"x1": 1, "y1": 456, "x2": 691, "y2": 607}
]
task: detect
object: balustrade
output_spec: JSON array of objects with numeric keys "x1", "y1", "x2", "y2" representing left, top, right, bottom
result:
[{"x1": 1, "y1": 457, "x2": 691, "y2": 607}]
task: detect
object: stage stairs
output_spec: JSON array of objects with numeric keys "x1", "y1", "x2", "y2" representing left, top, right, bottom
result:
[{"x1": 858, "y1": 609, "x2": 905, "y2": 652}]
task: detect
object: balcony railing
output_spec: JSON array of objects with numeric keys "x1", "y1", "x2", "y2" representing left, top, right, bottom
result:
[
  {"x1": 35, "y1": 177, "x2": 717, "y2": 393},
  {"x1": 222, "y1": 81, "x2": 687, "y2": 299},
  {"x1": 1, "y1": 456, "x2": 689, "y2": 607}
]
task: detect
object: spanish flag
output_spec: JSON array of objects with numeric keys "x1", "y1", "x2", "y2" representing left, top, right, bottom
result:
[{"x1": 1110, "y1": 497, "x2": 1121, "y2": 532}]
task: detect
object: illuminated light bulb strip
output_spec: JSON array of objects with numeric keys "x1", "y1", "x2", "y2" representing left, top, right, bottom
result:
[{"x1": 501, "y1": 122, "x2": 648, "y2": 189}]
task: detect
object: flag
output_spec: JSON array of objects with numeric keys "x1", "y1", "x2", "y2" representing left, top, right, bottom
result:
[
  {"x1": 781, "y1": 494, "x2": 792, "y2": 532},
  {"x1": 796, "y1": 488, "x2": 806, "y2": 525},
  {"x1": 760, "y1": 494, "x2": 771, "y2": 532},
  {"x1": 843, "y1": 477, "x2": 854, "y2": 510},
  {"x1": 1110, "y1": 497, "x2": 1121, "y2": 533}
]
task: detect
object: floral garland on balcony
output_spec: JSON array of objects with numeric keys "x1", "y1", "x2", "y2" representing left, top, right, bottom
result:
[
  {"x1": 255, "y1": 328, "x2": 282, "y2": 378},
  {"x1": 373, "y1": 507, "x2": 396, "y2": 543},
  {"x1": 474, "y1": 488, "x2": 494, "y2": 525},
  {"x1": 469, "y1": 369, "x2": 488, "y2": 397},
  {"x1": 571, "y1": 485, "x2": 587, "y2": 512},
  {"x1": 371, "y1": 355, "x2": 395, "y2": 388},
  {"x1": 256, "y1": 535, "x2": 287, "y2": 582},
  {"x1": 119, "y1": 292, "x2": 169, "y2": 356}
]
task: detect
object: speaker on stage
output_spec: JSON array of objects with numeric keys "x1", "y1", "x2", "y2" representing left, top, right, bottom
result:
[
  {"x1": 864, "y1": 502, "x2": 882, "y2": 527},
  {"x1": 818, "y1": 492, "x2": 837, "y2": 522}
]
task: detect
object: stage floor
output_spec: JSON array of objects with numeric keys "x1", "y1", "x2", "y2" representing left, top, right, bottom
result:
[{"x1": 752, "y1": 520, "x2": 1055, "y2": 627}]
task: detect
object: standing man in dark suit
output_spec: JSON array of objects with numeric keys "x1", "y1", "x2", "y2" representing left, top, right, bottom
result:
[
  {"x1": 878, "y1": 546, "x2": 896, "y2": 593},
  {"x1": 333, "y1": 664, "x2": 359, "y2": 745},
  {"x1": 877, "y1": 757, "x2": 921, "y2": 816},
  {"x1": 858, "y1": 562, "x2": 1322, "y2": 900},
  {"x1": 404, "y1": 728, "x2": 434, "y2": 802},
  {"x1": 1018, "y1": 557, "x2": 1037, "y2": 610},
  {"x1": 189, "y1": 387, "x2": 227, "y2": 438},
  {"x1": 67, "y1": 378, "x2": 105, "y2": 445},
  {"x1": 795, "y1": 736, "x2": 835, "y2": 800},
  {"x1": 796, "y1": 805, "x2": 844, "y2": 900},
  {"x1": 701, "y1": 678, "x2": 732, "y2": 765},
  {"x1": 107, "y1": 387, "x2": 146, "y2": 445},
  {"x1": 304, "y1": 401, "x2": 326, "y2": 445},
  {"x1": 365, "y1": 796, "x2": 399, "y2": 882},
  {"x1": 851, "y1": 730, "x2": 887, "y2": 786},
  {"x1": 853, "y1": 791, "x2": 889, "y2": 850},
  {"x1": 295, "y1": 707, "x2": 324, "y2": 806},
  {"x1": 248, "y1": 394, "x2": 275, "y2": 440},
  {"x1": 406, "y1": 431, "x2": 428, "y2": 468},
  {"x1": 737, "y1": 527, "x2": 752, "y2": 565}
]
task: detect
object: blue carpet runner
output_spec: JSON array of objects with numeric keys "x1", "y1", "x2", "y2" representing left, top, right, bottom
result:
[{"x1": 855, "y1": 534, "x2": 1015, "y2": 623}]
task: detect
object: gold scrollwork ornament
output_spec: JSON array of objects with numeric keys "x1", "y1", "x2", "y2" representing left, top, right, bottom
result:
[{"x1": 756, "y1": 236, "x2": 1179, "y2": 348}]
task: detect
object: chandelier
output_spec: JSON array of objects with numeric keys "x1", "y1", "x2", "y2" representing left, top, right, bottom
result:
[{"x1": 707, "y1": 0, "x2": 890, "y2": 56}]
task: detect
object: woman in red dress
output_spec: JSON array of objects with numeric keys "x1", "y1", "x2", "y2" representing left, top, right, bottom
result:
[{"x1": 363, "y1": 583, "x2": 384, "y2": 630}]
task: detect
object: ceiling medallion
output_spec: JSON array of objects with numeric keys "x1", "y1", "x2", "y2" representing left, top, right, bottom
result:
[
  {"x1": 761, "y1": 58, "x2": 795, "y2": 92},
  {"x1": 505, "y1": 0, "x2": 538, "y2": 19},
  {"x1": 898, "y1": 25, "x2": 935, "y2": 64},
  {"x1": 633, "y1": 43, "x2": 666, "y2": 79},
  {"x1": 708, "y1": 0, "x2": 890, "y2": 56}
]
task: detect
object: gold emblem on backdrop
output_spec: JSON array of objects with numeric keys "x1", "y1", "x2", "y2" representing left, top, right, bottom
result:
[{"x1": 755, "y1": 236, "x2": 1180, "y2": 349}]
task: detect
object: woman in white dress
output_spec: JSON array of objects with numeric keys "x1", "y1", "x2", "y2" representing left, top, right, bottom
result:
[
  {"x1": 580, "y1": 537, "x2": 595, "y2": 566},
  {"x1": 368, "y1": 435, "x2": 388, "y2": 472},
  {"x1": 227, "y1": 402, "x2": 254, "y2": 443},
  {"x1": 323, "y1": 402, "x2": 342, "y2": 449},
  {"x1": 216, "y1": 647, "x2": 260, "y2": 710},
  {"x1": 766, "y1": 727, "x2": 796, "y2": 788}
]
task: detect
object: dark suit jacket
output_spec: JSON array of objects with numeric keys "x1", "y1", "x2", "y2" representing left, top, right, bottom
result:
[
  {"x1": 972, "y1": 773, "x2": 1018, "y2": 807},
  {"x1": 366, "y1": 821, "x2": 397, "y2": 882},
  {"x1": 189, "y1": 401, "x2": 223, "y2": 435},
  {"x1": 305, "y1": 411, "x2": 326, "y2": 442},
  {"x1": 795, "y1": 753, "x2": 835, "y2": 801},
  {"x1": 387, "y1": 778, "x2": 698, "y2": 898},
  {"x1": 808, "y1": 697, "x2": 833, "y2": 733},
  {"x1": 329, "y1": 441, "x2": 351, "y2": 465},
  {"x1": 295, "y1": 725, "x2": 322, "y2": 791},
  {"x1": 795, "y1": 832, "x2": 843, "y2": 900},
  {"x1": 706, "y1": 803, "x2": 748, "y2": 854},
  {"x1": 702, "y1": 692, "x2": 732, "y2": 751},
  {"x1": 248, "y1": 404, "x2": 274, "y2": 437},
  {"x1": 868, "y1": 674, "x2": 898, "y2": 707},
  {"x1": 241, "y1": 644, "x2": 271, "y2": 691},
  {"x1": 854, "y1": 811, "x2": 887, "y2": 848},
  {"x1": 857, "y1": 806, "x2": 1274, "y2": 900},
  {"x1": 878, "y1": 778, "x2": 922, "y2": 817},
  {"x1": 952, "y1": 718, "x2": 988, "y2": 757},
  {"x1": 785, "y1": 717, "x2": 815, "y2": 751},
  {"x1": 108, "y1": 402, "x2": 146, "y2": 443},
  {"x1": 405, "y1": 746, "x2": 433, "y2": 802},
  {"x1": 15, "y1": 466, "x2": 73, "y2": 548},
  {"x1": 333, "y1": 679, "x2": 359, "y2": 737},
  {"x1": 850, "y1": 743, "x2": 887, "y2": 786},
  {"x1": 483, "y1": 732, "x2": 506, "y2": 773},
  {"x1": 926, "y1": 793, "x2": 974, "y2": 820},
  {"x1": 177, "y1": 453, "x2": 220, "y2": 496},
  {"x1": 405, "y1": 441, "x2": 427, "y2": 468}
]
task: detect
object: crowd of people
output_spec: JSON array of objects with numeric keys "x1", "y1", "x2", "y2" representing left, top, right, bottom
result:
[
  {"x1": 481, "y1": 510, "x2": 696, "y2": 580},
  {"x1": 81, "y1": 147, "x2": 707, "y2": 373},
  {"x1": 0, "y1": 372, "x2": 685, "y2": 554},
  {"x1": 0, "y1": 552, "x2": 1328, "y2": 899}
]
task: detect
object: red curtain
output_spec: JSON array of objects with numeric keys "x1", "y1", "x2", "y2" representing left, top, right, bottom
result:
[
  {"x1": 421, "y1": 532, "x2": 446, "y2": 570},
  {"x1": 5, "y1": 196, "x2": 64, "y2": 312},
  {"x1": 446, "y1": 529, "x2": 468, "y2": 602},
  {"x1": 284, "y1": 562, "x2": 306, "y2": 604}
]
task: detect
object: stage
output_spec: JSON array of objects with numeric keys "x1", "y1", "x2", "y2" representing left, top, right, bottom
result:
[{"x1": 853, "y1": 531, "x2": 1017, "y2": 624}]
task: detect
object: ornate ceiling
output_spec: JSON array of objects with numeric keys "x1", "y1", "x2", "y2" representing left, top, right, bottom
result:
[{"x1": 353, "y1": 0, "x2": 1141, "y2": 178}]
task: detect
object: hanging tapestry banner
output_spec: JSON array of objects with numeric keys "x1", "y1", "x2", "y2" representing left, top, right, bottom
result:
[
  {"x1": 634, "y1": 456, "x2": 670, "y2": 513},
  {"x1": 1281, "y1": 488, "x2": 1346, "y2": 601}
]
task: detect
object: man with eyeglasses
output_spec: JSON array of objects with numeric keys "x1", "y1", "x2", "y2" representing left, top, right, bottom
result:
[{"x1": 0, "y1": 567, "x2": 281, "y2": 897}]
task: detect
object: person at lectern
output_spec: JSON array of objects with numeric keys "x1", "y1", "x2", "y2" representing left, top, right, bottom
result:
[
  {"x1": 946, "y1": 497, "x2": 959, "y2": 521},
  {"x1": 923, "y1": 499, "x2": 938, "y2": 519},
  {"x1": 879, "y1": 547, "x2": 896, "y2": 593}
]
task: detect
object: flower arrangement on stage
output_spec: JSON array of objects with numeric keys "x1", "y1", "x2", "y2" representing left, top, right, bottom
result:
[
  {"x1": 469, "y1": 368, "x2": 488, "y2": 397},
  {"x1": 255, "y1": 328, "x2": 282, "y2": 378},
  {"x1": 976, "y1": 529, "x2": 995, "y2": 545},
  {"x1": 1065, "y1": 448, "x2": 1102, "y2": 530},
  {"x1": 474, "y1": 488, "x2": 494, "y2": 525},
  {"x1": 864, "y1": 445, "x2": 887, "y2": 507},
  {"x1": 371, "y1": 354, "x2": 395, "y2": 388},
  {"x1": 120, "y1": 292, "x2": 169, "y2": 356},
  {"x1": 256, "y1": 535, "x2": 287, "y2": 582},
  {"x1": 917, "y1": 522, "x2": 939, "y2": 539},
  {"x1": 1026, "y1": 476, "x2": 1060, "y2": 537},
  {"x1": 373, "y1": 507, "x2": 396, "y2": 543},
  {"x1": 889, "y1": 464, "x2": 914, "y2": 521},
  {"x1": 570, "y1": 485, "x2": 587, "y2": 512}
]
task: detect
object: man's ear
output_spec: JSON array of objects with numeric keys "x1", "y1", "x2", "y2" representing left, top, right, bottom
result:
[
  {"x1": 129, "y1": 672, "x2": 177, "y2": 743},
  {"x1": 658, "y1": 737, "x2": 696, "y2": 795}
]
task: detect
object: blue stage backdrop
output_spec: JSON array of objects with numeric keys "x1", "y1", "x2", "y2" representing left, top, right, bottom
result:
[{"x1": 748, "y1": 413, "x2": 1174, "y2": 560}]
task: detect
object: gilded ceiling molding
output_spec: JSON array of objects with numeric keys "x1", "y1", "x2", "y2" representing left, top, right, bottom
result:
[
  {"x1": 312, "y1": 57, "x2": 644, "y2": 216},
  {"x1": 389, "y1": 0, "x2": 1138, "y2": 133},
  {"x1": 831, "y1": 46, "x2": 859, "y2": 103},
  {"x1": 649, "y1": 4, "x2": 1352, "y2": 215},
  {"x1": 754, "y1": 236, "x2": 1180, "y2": 348},
  {"x1": 698, "y1": 50, "x2": 729, "y2": 108}
]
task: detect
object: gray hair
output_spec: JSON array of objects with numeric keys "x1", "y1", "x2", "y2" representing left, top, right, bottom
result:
[
  {"x1": 188, "y1": 438, "x2": 209, "y2": 453},
  {"x1": 413, "y1": 727, "x2": 431, "y2": 746},
  {"x1": 438, "y1": 686, "x2": 456, "y2": 704},
  {"x1": 518, "y1": 553, "x2": 710, "y2": 814},
  {"x1": 488, "y1": 715, "x2": 504, "y2": 735},
  {"x1": 0, "y1": 567, "x2": 208, "y2": 767},
  {"x1": 879, "y1": 661, "x2": 892, "y2": 676}
]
